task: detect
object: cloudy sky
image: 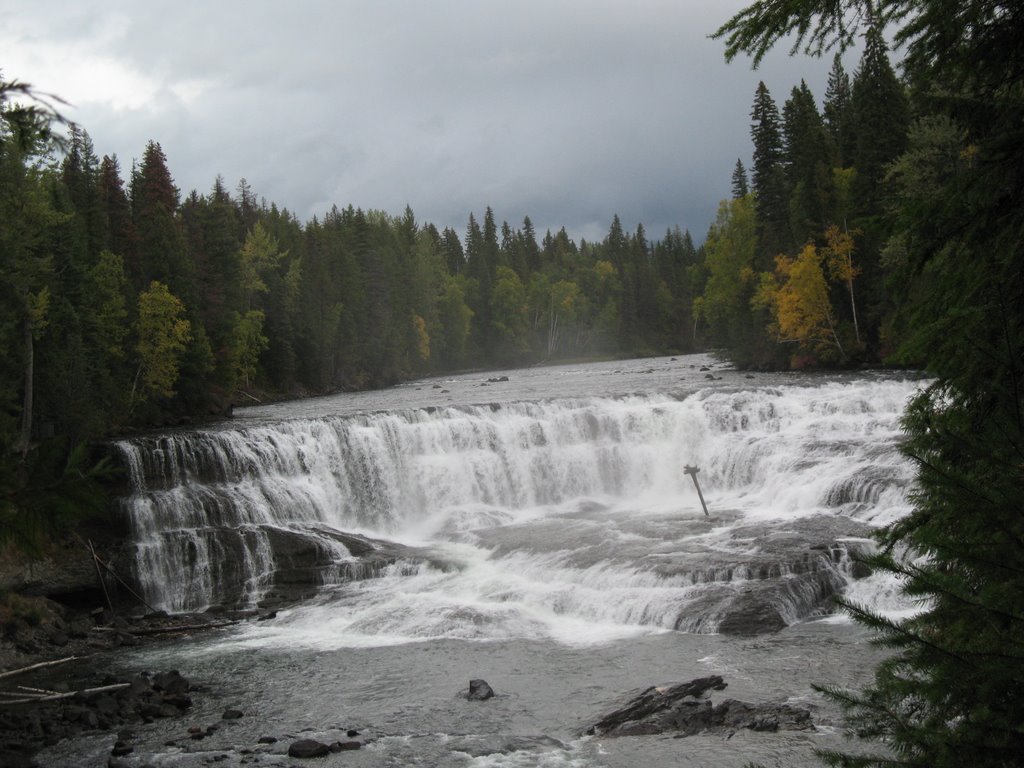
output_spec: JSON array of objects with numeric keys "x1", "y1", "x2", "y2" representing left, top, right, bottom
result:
[{"x1": 2, "y1": 1, "x2": 849, "y2": 244}]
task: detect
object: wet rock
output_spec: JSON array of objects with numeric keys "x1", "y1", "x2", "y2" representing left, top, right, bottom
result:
[
  {"x1": 331, "y1": 740, "x2": 362, "y2": 751},
  {"x1": 715, "y1": 595, "x2": 787, "y2": 636},
  {"x1": 49, "y1": 630, "x2": 69, "y2": 647},
  {"x1": 585, "y1": 676, "x2": 813, "y2": 738},
  {"x1": 111, "y1": 741, "x2": 133, "y2": 756},
  {"x1": 153, "y1": 670, "x2": 189, "y2": 696},
  {"x1": 257, "y1": 735, "x2": 278, "y2": 744},
  {"x1": 467, "y1": 678, "x2": 495, "y2": 700},
  {"x1": 222, "y1": 708, "x2": 244, "y2": 720},
  {"x1": 288, "y1": 738, "x2": 331, "y2": 758},
  {"x1": 346, "y1": 729, "x2": 359, "y2": 737}
]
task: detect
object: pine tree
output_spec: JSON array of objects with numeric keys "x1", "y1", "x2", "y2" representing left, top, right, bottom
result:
[
  {"x1": 133, "y1": 141, "x2": 191, "y2": 302},
  {"x1": 782, "y1": 81, "x2": 830, "y2": 245},
  {"x1": 823, "y1": 54, "x2": 853, "y2": 165},
  {"x1": 97, "y1": 155, "x2": 136, "y2": 282},
  {"x1": 848, "y1": 22, "x2": 909, "y2": 218},
  {"x1": 750, "y1": 81, "x2": 789, "y2": 267},
  {"x1": 731, "y1": 158, "x2": 750, "y2": 198}
]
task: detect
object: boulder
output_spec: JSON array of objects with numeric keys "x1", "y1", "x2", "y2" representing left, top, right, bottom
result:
[
  {"x1": 585, "y1": 676, "x2": 813, "y2": 738},
  {"x1": 288, "y1": 738, "x2": 331, "y2": 758},
  {"x1": 467, "y1": 679, "x2": 495, "y2": 701}
]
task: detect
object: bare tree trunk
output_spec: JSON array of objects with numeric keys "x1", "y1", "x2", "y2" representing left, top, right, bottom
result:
[
  {"x1": 844, "y1": 218, "x2": 860, "y2": 345},
  {"x1": 15, "y1": 319, "x2": 33, "y2": 457},
  {"x1": 847, "y1": 276, "x2": 860, "y2": 344}
]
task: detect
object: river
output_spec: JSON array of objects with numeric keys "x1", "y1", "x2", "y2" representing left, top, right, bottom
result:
[{"x1": 41, "y1": 354, "x2": 923, "y2": 767}]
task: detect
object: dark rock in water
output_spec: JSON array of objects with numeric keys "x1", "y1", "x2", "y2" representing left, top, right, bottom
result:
[
  {"x1": 346, "y1": 729, "x2": 359, "y2": 737},
  {"x1": 487, "y1": 376, "x2": 510, "y2": 383},
  {"x1": 257, "y1": 735, "x2": 278, "y2": 744},
  {"x1": 585, "y1": 676, "x2": 813, "y2": 738},
  {"x1": 331, "y1": 740, "x2": 362, "y2": 751},
  {"x1": 467, "y1": 678, "x2": 495, "y2": 700},
  {"x1": 110, "y1": 742, "x2": 133, "y2": 756},
  {"x1": 222, "y1": 708, "x2": 244, "y2": 720},
  {"x1": 587, "y1": 676, "x2": 726, "y2": 736},
  {"x1": 153, "y1": 670, "x2": 189, "y2": 696},
  {"x1": 257, "y1": 610, "x2": 277, "y2": 621},
  {"x1": 288, "y1": 738, "x2": 331, "y2": 758},
  {"x1": 715, "y1": 594, "x2": 788, "y2": 636}
]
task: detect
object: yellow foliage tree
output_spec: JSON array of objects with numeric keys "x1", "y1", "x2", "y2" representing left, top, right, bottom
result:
[
  {"x1": 756, "y1": 243, "x2": 844, "y2": 363},
  {"x1": 134, "y1": 281, "x2": 192, "y2": 403},
  {"x1": 411, "y1": 314, "x2": 430, "y2": 362},
  {"x1": 822, "y1": 224, "x2": 861, "y2": 344}
]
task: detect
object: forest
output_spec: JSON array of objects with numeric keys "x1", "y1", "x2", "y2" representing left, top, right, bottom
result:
[{"x1": 1, "y1": 28, "x2": 907, "y2": 461}]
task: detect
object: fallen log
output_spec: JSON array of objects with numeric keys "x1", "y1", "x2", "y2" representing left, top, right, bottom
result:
[
  {"x1": 91, "y1": 620, "x2": 239, "y2": 637},
  {"x1": 0, "y1": 655, "x2": 83, "y2": 680},
  {"x1": 0, "y1": 682, "x2": 130, "y2": 706}
]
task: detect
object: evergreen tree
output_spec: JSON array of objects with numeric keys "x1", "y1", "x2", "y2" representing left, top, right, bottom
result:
[
  {"x1": 750, "y1": 81, "x2": 789, "y2": 266},
  {"x1": 848, "y1": 22, "x2": 909, "y2": 218},
  {"x1": 823, "y1": 54, "x2": 853, "y2": 165},
  {"x1": 782, "y1": 81, "x2": 830, "y2": 245},
  {"x1": 731, "y1": 158, "x2": 750, "y2": 198},
  {"x1": 133, "y1": 141, "x2": 192, "y2": 302},
  {"x1": 97, "y1": 155, "x2": 136, "y2": 282}
]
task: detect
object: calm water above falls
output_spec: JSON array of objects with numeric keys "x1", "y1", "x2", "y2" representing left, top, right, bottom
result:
[{"x1": 48, "y1": 355, "x2": 924, "y2": 767}]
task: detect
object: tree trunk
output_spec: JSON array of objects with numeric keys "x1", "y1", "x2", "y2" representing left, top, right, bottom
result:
[{"x1": 15, "y1": 318, "x2": 34, "y2": 457}]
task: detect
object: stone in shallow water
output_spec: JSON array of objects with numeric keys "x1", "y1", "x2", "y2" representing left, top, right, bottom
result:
[
  {"x1": 585, "y1": 676, "x2": 813, "y2": 738},
  {"x1": 467, "y1": 678, "x2": 495, "y2": 700},
  {"x1": 288, "y1": 738, "x2": 331, "y2": 758}
]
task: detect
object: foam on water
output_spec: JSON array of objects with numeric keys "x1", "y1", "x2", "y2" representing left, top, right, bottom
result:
[{"x1": 115, "y1": 372, "x2": 925, "y2": 639}]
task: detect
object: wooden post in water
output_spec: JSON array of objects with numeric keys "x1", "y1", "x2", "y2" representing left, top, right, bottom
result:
[{"x1": 683, "y1": 465, "x2": 709, "y2": 516}]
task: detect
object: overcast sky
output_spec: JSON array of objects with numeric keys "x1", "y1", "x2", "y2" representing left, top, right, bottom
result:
[{"x1": 2, "y1": 1, "x2": 851, "y2": 244}]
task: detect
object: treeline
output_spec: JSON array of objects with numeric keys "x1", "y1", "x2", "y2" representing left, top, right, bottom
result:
[
  {"x1": 698, "y1": 23, "x2": 909, "y2": 368},
  {"x1": 1, "y1": 109, "x2": 709, "y2": 461}
]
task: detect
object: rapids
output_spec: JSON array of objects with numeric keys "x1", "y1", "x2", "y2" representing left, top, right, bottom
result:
[{"x1": 47, "y1": 354, "x2": 925, "y2": 766}]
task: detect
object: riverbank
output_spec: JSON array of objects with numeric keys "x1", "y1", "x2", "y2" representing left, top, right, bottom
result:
[{"x1": 0, "y1": 597, "x2": 267, "y2": 767}]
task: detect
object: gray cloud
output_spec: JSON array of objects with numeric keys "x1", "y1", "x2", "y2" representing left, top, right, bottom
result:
[{"x1": 2, "y1": 1, "x2": 850, "y2": 243}]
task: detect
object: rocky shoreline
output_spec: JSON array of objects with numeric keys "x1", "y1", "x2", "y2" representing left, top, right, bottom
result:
[{"x1": 0, "y1": 597, "x2": 302, "y2": 767}]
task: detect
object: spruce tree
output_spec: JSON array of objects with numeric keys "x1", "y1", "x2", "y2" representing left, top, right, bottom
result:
[
  {"x1": 750, "y1": 81, "x2": 789, "y2": 267},
  {"x1": 782, "y1": 81, "x2": 830, "y2": 246},
  {"x1": 848, "y1": 22, "x2": 909, "y2": 218},
  {"x1": 823, "y1": 54, "x2": 853, "y2": 165},
  {"x1": 731, "y1": 158, "x2": 750, "y2": 198},
  {"x1": 97, "y1": 155, "x2": 136, "y2": 283}
]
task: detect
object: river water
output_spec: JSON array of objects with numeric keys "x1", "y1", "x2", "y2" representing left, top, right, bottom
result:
[{"x1": 43, "y1": 354, "x2": 924, "y2": 767}]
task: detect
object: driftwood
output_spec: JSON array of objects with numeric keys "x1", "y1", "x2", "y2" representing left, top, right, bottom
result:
[
  {"x1": 91, "y1": 620, "x2": 239, "y2": 637},
  {"x1": 0, "y1": 682, "x2": 130, "y2": 707},
  {"x1": 0, "y1": 655, "x2": 83, "y2": 681}
]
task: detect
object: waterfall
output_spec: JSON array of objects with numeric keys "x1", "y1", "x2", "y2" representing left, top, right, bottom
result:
[{"x1": 116, "y1": 378, "x2": 921, "y2": 630}]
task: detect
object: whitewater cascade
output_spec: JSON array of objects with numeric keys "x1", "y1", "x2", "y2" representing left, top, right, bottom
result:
[{"x1": 116, "y1": 378, "x2": 920, "y2": 637}]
